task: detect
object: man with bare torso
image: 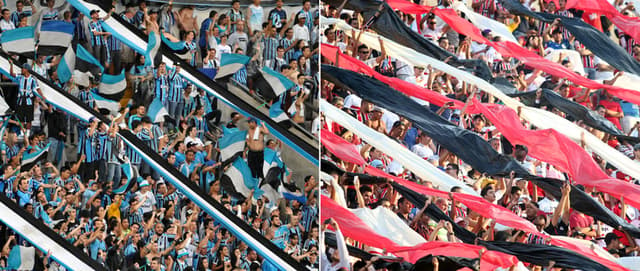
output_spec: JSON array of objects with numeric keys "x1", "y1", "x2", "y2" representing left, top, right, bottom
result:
[
  {"x1": 177, "y1": 6, "x2": 198, "y2": 33},
  {"x1": 246, "y1": 118, "x2": 270, "y2": 179}
]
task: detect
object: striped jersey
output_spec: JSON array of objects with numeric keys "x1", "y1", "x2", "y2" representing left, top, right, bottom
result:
[
  {"x1": 168, "y1": 69, "x2": 185, "y2": 103},
  {"x1": 262, "y1": 35, "x2": 280, "y2": 62},
  {"x1": 280, "y1": 38, "x2": 294, "y2": 62},
  {"x1": 11, "y1": 10, "x2": 32, "y2": 27},
  {"x1": 154, "y1": 71, "x2": 169, "y2": 104},
  {"x1": 15, "y1": 75, "x2": 38, "y2": 106},
  {"x1": 89, "y1": 20, "x2": 106, "y2": 46}
]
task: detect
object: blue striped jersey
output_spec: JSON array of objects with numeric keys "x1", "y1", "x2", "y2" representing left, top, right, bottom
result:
[
  {"x1": 15, "y1": 75, "x2": 38, "y2": 106},
  {"x1": 97, "y1": 132, "x2": 112, "y2": 160},
  {"x1": 262, "y1": 35, "x2": 280, "y2": 61},
  {"x1": 41, "y1": 9, "x2": 59, "y2": 21},
  {"x1": 168, "y1": 69, "x2": 185, "y2": 103},
  {"x1": 126, "y1": 142, "x2": 142, "y2": 165},
  {"x1": 11, "y1": 10, "x2": 32, "y2": 27},
  {"x1": 280, "y1": 38, "x2": 294, "y2": 62},
  {"x1": 73, "y1": 18, "x2": 87, "y2": 42},
  {"x1": 190, "y1": 116, "x2": 208, "y2": 140},
  {"x1": 233, "y1": 66, "x2": 247, "y2": 86},
  {"x1": 154, "y1": 71, "x2": 169, "y2": 104},
  {"x1": 78, "y1": 90, "x2": 95, "y2": 109},
  {"x1": 89, "y1": 20, "x2": 105, "y2": 46}
]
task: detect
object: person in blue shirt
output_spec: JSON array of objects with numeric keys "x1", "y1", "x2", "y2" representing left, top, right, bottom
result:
[
  {"x1": 545, "y1": 29, "x2": 571, "y2": 50},
  {"x1": 11, "y1": 1, "x2": 35, "y2": 27},
  {"x1": 180, "y1": 149, "x2": 199, "y2": 177},
  {"x1": 270, "y1": 215, "x2": 288, "y2": 249},
  {"x1": 9, "y1": 62, "x2": 43, "y2": 133},
  {"x1": 130, "y1": 54, "x2": 153, "y2": 104},
  {"x1": 199, "y1": 10, "x2": 217, "y2": 56}
]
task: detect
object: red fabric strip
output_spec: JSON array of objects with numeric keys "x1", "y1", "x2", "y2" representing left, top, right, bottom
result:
[
  {"x1": 320, "y1": 128, "x2": 367, "y2": 165},
  {"x1": 321, "y1": 44, "x2": 466, "y2": 109},
  {"x1": 565, "y1": 0, "x2": 640, "y2": 42},
  {"x1": 320, "y1": 195, "x2": 518, "y2": 267}
]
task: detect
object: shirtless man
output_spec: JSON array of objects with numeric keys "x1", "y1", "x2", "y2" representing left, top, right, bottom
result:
[
  {"x1": 367, "y1": 106, "x2": 386, "y2": 134},
  {"x1": 143, "y1": 6, "x2": 159, "y2": 35},
  {"x1": 177, "y1": 6, "x2": 198, "y2": 33},
  {"x1": 246, "y1": 118, "x2": 269, "y2": 179}
]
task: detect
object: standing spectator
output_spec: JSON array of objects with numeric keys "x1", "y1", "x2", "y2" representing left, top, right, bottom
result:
[
  {"x1": 9, "y1": 63, "x2": 43, "y2": 135},
  {"x1": 292, "y1": 13, "x2": 309, "y2": 44},
  {"x1": 11, "y1": 1, "x2": 35, "y2": 28},
  {"x1": 0, "y1": 8, "x2": 15, "y2": 33},
  {"x1": 228, "y1": 0, "x2": 244, "y2": 33},
  {"x1": 89, "y1": 9, "x2": 113, "y2": 67},
  {"x1": 228, "y1": 21, "x2": 249, "y2": 53},
  {"x1": 268, "y1": 0, "x2": 287, "y2": 32},
  {"x1": 246, "y1": 0, "x2": 263, "y2": 35}
]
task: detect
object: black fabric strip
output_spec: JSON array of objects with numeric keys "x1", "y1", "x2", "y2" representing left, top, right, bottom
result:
[
  {"x1": 499, "y1": 0, "x2": 640, "y2": 76},
  {"x1": 118, "y1": 130, "x2": 307, "y2": 269},
  {"x1": 0, "y1": 194, "x2": 107, "y2": 270},
  {"x1": 392, "y1": 182, "x2": 610, "y2": 271},
  {"x1": 509, "y1": 89, "x2": 639, "y2": 142},
  {"x1": 107, "y1": 13, "x2": 319, "y2": 160},
  {"x1": 322, "y1": 64, "x2": 640, "y2": 238}
]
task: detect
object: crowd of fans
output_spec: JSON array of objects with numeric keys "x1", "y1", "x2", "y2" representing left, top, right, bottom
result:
[
  {"x1": 320, "y1": 0, "x2": 640, "y2": 270},
  {"x1": 0, "y1": 0, "x2": 319, "y2": 270}
]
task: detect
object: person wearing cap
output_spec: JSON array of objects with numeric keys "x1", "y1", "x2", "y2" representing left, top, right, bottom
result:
[
  {"x1": 89, "y1": 9, "x2": 113, "y2": 67},
  {"x1": 366, "y1": 106, "x2": 386, "y2": 134},
  {"x1": 292, "y1": 10, "x2": 310, "y2": 43},
  {"x1": 135, "y1": 178, "x2": 156, "y2": 217}
]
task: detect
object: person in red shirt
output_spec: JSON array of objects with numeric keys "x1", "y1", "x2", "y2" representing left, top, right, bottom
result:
[{"x1": 598, "y1": 90, "x2": 624, "y2": 130}]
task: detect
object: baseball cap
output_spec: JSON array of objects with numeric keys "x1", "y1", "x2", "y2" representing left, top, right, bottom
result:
[
  {"x1": 139, "y1": 180, "x2": 150, "y2": 187},
  {"x1": 298, "y1": 12, "x2": 307, "y2": 19},
  {"x1": 605, "y1": 232, "x2": 619, "y2": 245},
  {"x1": 371, "y1": 106, "x2": 383, "y2": 112},
  {"x1": 370, "y1": 159, "x2": 384, "y2": 169},
  {"x1": 247, "y1": 117, "x2": 257, "y2": 123}
]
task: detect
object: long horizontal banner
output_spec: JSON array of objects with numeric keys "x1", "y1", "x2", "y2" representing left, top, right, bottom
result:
[
  {"x1": 320, "y1": 16, "x2": 640, "y2": 183},
  {"x1": 498, "y1": 0, "x2": 640, "y2": 76},
  {"x1": 319, "y1": 99, "x2": 477, "y2": 194},
  {"x1": 392, "y1": 183, "x2": 628, "y2": 271},
  {"x1": 0, "y1": 51, "x2": 305, "y2": 271},
  {"x1": 0, "y1": 195, "x2": 105, "y2": 270},
  {"x1": 322, "y1": 64, "x2": 640, "y2": 238},
  {"x1": 67, "y1": 0, "x2": 319, "y2": 164}
]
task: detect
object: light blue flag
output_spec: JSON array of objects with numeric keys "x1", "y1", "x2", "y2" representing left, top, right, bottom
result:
[
  {"x1": 147, "y1": 98, "x2": 169, "y2": 123},
  {"x1": 215, "y1": 53, "x2": 251, "y2": 79},
  {"x1": 219, "y1": 130, "x2": 247, "y2": 162}
]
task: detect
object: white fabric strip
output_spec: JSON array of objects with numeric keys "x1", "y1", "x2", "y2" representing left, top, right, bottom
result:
[
  {"x1": 321, "y1": 99, "x2": 478, "y2": 195},
  {"x1": 452, "y1": 2, "x2": 519, "y2": 43},
  {"x1": 322, "y1": 17, "x2": 640, "y2": 181},
  {"x1": 351, "y1": 206, "x2": 427, "y2": 246}
]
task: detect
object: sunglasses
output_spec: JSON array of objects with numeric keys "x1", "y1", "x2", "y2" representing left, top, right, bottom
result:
[{"x1": 359, "y1": 51, "x2": 369, "y2": 54}]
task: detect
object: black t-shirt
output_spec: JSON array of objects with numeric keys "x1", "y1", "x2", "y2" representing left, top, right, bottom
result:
[{"x1": 545, "y1": 219, "x2": 569, "y2": 236}]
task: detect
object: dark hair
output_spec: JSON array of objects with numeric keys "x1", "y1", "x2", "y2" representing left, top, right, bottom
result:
[
  {"x1": 480, "y1": 186, "x2": 494, "y2": 197},
  {"x1": 209, "y1": 10, "x2": 217, "y2": 18},
  {"x1": 510, "y1": 186, "x2": 522, "y2": 195}
]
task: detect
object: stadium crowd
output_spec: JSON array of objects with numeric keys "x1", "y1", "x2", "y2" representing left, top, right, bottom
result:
[
  {"x1": 0, "y1": 0, "x2": 319, "y2": 270},
  {"x1": 320, "y1": 0, "x2": 640, "y2": 270}
]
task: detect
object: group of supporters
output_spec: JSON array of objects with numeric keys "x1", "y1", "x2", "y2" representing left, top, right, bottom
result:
[
  {"x1": 0, "y1": 0, "x2": 319, "y2": 270},
  {"x1": 320, "y1": 0, "x2": 640, "y2": 270}
]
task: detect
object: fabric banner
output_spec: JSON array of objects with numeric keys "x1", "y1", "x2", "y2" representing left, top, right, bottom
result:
[
  {"x1": 351, "y1": 206, "x2": 427, "y2": 246},
  {"x1": 21, "y1": 143, "x2": 50, "y2": 171},
  {"x1": 499, "y1": 0, "x2": 640, "y2": 76},
  {"x1": 98, "y1": 69, "x2": 127, "y2": 101},
  {"x1": 465, "y1": 100, "x2": 640, "y2": 210},
  {"x1": 221, "y1": 156, "x2": 263, "y2": 200},
  {"x1": 392, "y1": 182, "x2": 630, "y2": 271},
  {"x1": 320, "y1": 128, "x2": 367, "y2": 166},
  {"x1": 91, "y1": 92, "x2": 120, "y2": 116},
  {"x1": 214, "y1": 53, "x2": 250, "y2": 79},
  {"x1": 509, "y1": 89, "x2": 633, "y2": 140},
  {"x1": 321, "y1": 195, "x2": 518, "y2": 268},
  {"x1": 37, "y1": 20, "x2": 75, "y2": 56},
  {"x1": 147, "y1": 98, "x2": 169, "y2": 123},
  {"x1": 323, "y1": 65, "x2": 640, "y2": 238},
  {"x1": 322, "y1": 2, "x2": 496, "y2": 81},
  {"x1": 320, "y1": 17, "x2": 640, "y2": 182},
  {"x1": 320, "y1": 99, "x2": 477, "y2": 195},
  {"x1": 218, "y1": 130, "x2": 248, "y2": 162},
  {"x1": 7, "y1": 246, "x2": 35, "y2": 271},
  {"x1": 254, "y1": 67, "x2": 295, "y2": 101},
  {"x1": 0, "y1": 195, "x2": 105, "y2": 271},
  {"x1": 0, "y1": 26, "x2": 36, "y2": 58},
  {"x1": 268, "y1": 100, "x2": 289, "y2": 123},
  {"x1": 321, "y1": 44, "x2": 465, "y2": 109},
  {"x1": 452, "y1": 2, "x2": 518, "y2": 43},
  {"x1": 57, "y1": 46, "x2": 75, "y2": 84},
  {"x1": 564, "y1": 0, "x2": 640, "y2": 43}
]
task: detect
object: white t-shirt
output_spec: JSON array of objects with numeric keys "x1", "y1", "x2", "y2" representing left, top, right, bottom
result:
[
  {"x1": 135, "y1": 190, "x2": 156, "y2": 213},
  {"x1": 411, "y1": 143, "x2": 435, "y2": 159},
  {"x1": 216, "y1": 44, "x2": 232, "y2": 60},
  {"x1": 292, "y1": 24, "x2": 310, "y2": 42}
]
